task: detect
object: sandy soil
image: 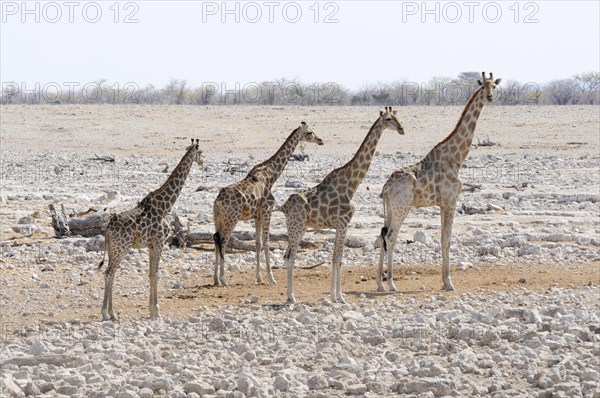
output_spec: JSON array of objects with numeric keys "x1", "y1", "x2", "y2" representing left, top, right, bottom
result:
[
  {"x1": 1, "y1": 105, "x2": 598, "y2": 157},
  {"x1": 0, "y1": 259, "x2": 598, "y2": 332}
]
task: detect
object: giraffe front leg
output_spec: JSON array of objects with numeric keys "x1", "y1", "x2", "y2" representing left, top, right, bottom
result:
[
  {"x1": 254, "y1": 219, "x2": 263, "y2": 284},
  {"x1": 440, "y1": 206, "x2": 456, "y2": 291},
  {"x1": 262, "y1": 210, "x2": 276, "y2": 285},
  {"x1": 101, "y1": 251, "x2": 123, "y2": 321},
  {"x1": 102, "y1": 266, "x2": 118, "y2": 321},
  {"x1": 331, "y1": 227, "x2": 348, "y2": 303},
  {"x1": 148, "y1": 245, "x2": 163, "y2": 319}
]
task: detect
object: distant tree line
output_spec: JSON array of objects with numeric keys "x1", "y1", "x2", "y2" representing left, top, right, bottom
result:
[{"x1": 2, "y1": 72, "x2": 598, "y2": 106}]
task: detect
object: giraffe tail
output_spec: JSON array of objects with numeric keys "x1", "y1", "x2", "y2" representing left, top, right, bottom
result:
[
  {"x1": 380, "y1": 226, "x2": 388, "y2": 252},
  {"x1": 97, "y1": 233, "x2": 109, "y2": 271},
  {"x1": 213, "y1": 232, "x2": 224, "y2": 260},
  {"x1": 97, "y1": 251, "x2": 107, "y2": 271},
  {"x1": 380, "y1": 188, "x2": 388, "y2": 252}
]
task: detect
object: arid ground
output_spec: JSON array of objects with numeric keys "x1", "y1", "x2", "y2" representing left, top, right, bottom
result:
[{"x1": 1, "y1": 105, "x2": 598, "y2": 397}]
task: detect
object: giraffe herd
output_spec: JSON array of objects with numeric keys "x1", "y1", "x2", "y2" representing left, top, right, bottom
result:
[{"x1": 98, "y1": 72, "x2": 501, "y2": 320}]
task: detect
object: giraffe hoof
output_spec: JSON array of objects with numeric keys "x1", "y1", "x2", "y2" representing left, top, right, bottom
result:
[
  {"x1": 442, "y1": 284, "x2": 455, "y2": 292},
  {"x1": 389, "y1": 285, "x2": 398, "y2": 292},
  {"x1": 287, "y1": 297, "x2": 297, "y2": 304},
  {"x1": 376, "y1": 286, "x2": 385, "y2": 292},
  {"x1": 150, "y1": 306, "x2": 161, "y2": 319}
]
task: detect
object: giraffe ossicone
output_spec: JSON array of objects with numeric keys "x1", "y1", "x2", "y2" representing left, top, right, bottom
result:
[
  {"x1": 279, "y1": 107, "x2": 405, "y2": 304},
  {"x1": 212, "y1": 122, "x2": 323, "y2": 287},
  {"x1": 377, "y1": 72, "x2": 501, "y2": 293},
  {"x1": 98, "y1": 139, "x2": 203, "y2": 321}
]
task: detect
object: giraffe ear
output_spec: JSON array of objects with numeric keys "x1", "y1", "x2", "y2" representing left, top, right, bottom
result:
[
  {"x1": 392, "y1": 110, "x2": 398, "y2": 115},
  {"x1": 477, "y1": 80, "x2": 483, "y2": 86},
  {"x1": 380, "y1": 110, "x2": 384, "y2": 117},
  {"x1": 494, "y1": 78, "x2": 502, "y2": 85},
  {"x1": 301, "y1": 121, "x2": 306, "y2": 126}
]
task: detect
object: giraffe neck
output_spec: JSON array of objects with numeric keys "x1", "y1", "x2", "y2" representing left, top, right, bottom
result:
[
  {"x1": 330, "y1": 118, "x2": 385, "y2": 198},
  {"x1": 139, "y1": 146, "x2": 196, "y2": 217},
  {"x1": 250, "y1": 127, "x2": 301, "y2": 188},
  {"x1": 428, "y1": 87, "x2": 486, "y2": 167}
]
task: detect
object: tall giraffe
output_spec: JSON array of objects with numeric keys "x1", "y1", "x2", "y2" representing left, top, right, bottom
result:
[
  {"x1": 279, "y1": 108, "x2": 405, "y2": 303},
  {"x1": 377, "y1": 72, "x2": 501, "y2": 292},
  {"x1": 213, "y1": 122, "x2": 323, "y2": 287},
  {"x1": 98, "y1": 140, "x2": 203, "y2": 321}
]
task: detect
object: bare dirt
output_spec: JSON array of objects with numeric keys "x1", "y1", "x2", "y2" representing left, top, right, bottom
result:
[
  {"x1": 1, "y1": 259, "x2": 597, "y2": 331},
  {"x1": 1, "y1": 105, "x2": 598, "y2": 157}
]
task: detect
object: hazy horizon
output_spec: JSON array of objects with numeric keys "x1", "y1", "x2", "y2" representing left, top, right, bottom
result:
[{"x1": 1, "y1": 1, "x2": 599, "y2": 90}]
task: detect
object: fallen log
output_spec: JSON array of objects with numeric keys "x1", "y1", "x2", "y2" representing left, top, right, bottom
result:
[
  {"x1": 170, "y1": 213, "x2": 316, "y2": 251},
  {"x1": 49, "y1": 206, "x2": 316, "y2": 251},
  {"x1": 89, "y1": 154, "x2": 115, "y2": 162},
  {"x1": 49, "y1": 203, "x2": 71, "y2": 237},
  {"x1": 49, "y1": 204, "x2": 110, "y2": 238},
  {"x1": 462, "y1": 183, "x2": 482, "y2": 193}
]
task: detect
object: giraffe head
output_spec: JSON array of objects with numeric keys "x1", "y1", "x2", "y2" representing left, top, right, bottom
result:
[
  {"x1": 187, "y1": 138, "x2": 204, "y2": 166},
  {"x1": 478, "y1": 72, "x2": 502, "y2": 102},
  {"x1": 298, "y1": 121, "x2": 324, "y2": 146},
  {"x1": 379, "y1": 106, "x2": 405, "y2": 135}
]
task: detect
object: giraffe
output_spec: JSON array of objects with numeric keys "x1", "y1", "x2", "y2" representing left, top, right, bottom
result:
[
  {"x1": 98, "y1": 139, "x2": 203, "y2": 321},
  {"x1": 213, "y1": 122, "x2": 323, "y2": 287},
  {"x1": 279, "y1": 108, "x2": 405, "y2": 303},
  {"x1": 377, "y1": 72, "x2": 501, "y2": 293}
]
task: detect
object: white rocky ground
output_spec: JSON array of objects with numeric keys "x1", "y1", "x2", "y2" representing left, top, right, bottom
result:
[
  {"x1": 1, "y1": 105, "x2": 599, "y2": 397},
  {"x1": 1, "y1": 287, "x2": 599, "y2": 397},
  {"x1": 2, "y1": 151, "x2": 599, "y2": 269}
]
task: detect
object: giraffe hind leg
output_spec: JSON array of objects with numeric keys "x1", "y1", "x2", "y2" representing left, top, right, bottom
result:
[
  {"x1": 260, "y1": 207, "x2": 276, "y2": 285},
  {"x1": 213, "y1": 232, "x2": 223, "y2": 286},
  {"x1": 376, "y1": 226, "x2": 387, "y2": 292},
  {"x1": 216, "y1": 226, "x2": 235, "y2": 287},
  {"x1": 381, "y1": 179, "x2": 414, "y2": 292},
  {"x1": 331, "y1": 227, "x2": 348, "y2": 303},
  {"x1": 440, "y1": 205, "x2": 456, "y2": 291},
  {"x1": 282, "y1": 197, "x2": 307, "y2": 303},
  {"x1": 101, "y1": 251, "x2": 123, "y2": 321}
]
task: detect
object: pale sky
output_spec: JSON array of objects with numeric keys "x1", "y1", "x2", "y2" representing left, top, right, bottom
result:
[{"x1": 1, "y1": 1, "x2": 599, "y2": 90}]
